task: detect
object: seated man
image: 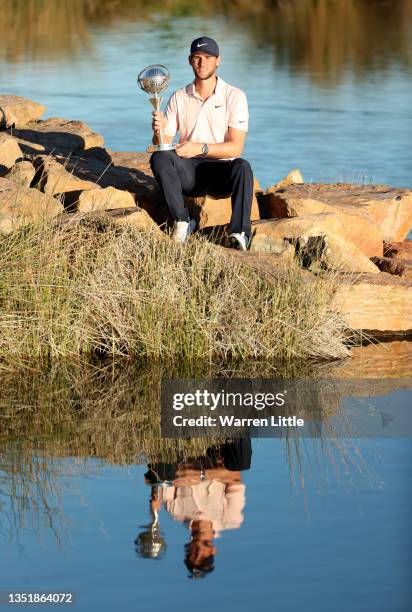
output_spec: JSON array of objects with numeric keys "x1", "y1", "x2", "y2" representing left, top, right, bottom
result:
[{"x1": 150, "y1": 36, "x2": 254, "y2": 251}]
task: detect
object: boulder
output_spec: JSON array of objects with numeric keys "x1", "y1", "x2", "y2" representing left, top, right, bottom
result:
[
  {"x1": 106, "y1": 207, "x2": 163, "y2": 234},
  {"x1": 9, "y1": 118, "x2": 104, "y2": 155},
  {"x1": 33, "y1": 155, "x2": 97, "y2": 196},
  {"x1": 332, "y1": 272, "x2": 412, "y2": 334},
  {"x1": 0, "y1": 177, "x2": 63, "y2": 234},
  {"x1": 0, "y1": 95, "x2": 46, "y2": 128},
  {"x1": 184, "y1": 177, "x2": 261, "y2": 230},
  {"x1": 75, "y1": 186, "x2": 136, "y2": 213},
  {"x1": 371, "y1": 256, "x2": 405, "y2": 277},
  {"x1": 258, "y1": 183, "x2": 412, "y2": 244},
  {"x1": 0, "y1": 134, "x2": 23, "y2": 173},
  {"x1": 266, "y1": 169, "x2": 304, "y2": 192},
  {"x1": 250, "y1": 215, "x2": 379, "y2": 273},
  {"x1": 258, "y1": 192, "x2": 384, "y2": 257},
  {"x1": 41, "y1": 149, "x2": 160, "y2": 220},
  {"x1": 383, "y1": 240, "x2": 412, "y2": 261},
  {"x1": 4, "y1": 160, "x2": 36, "y2": 187},
  {"x1": 323, "y1": 233, "x2": 380, "y2": 274}
]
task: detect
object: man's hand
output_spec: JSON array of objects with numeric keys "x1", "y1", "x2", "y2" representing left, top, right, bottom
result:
[
  {"x1": 151, "y1": 110, "x2": 168, "y2": 133},
  {"x1": 175, "y1": 141, "x2": 203, "y2": 158}
]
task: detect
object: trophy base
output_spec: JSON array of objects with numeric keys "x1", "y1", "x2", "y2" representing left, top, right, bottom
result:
[
  {"x1": 157, "y1": 143, "x2": 175, "y2": 151},
  {"x1": 146, "y1": 143, "x2": 176, "y2": 153}
]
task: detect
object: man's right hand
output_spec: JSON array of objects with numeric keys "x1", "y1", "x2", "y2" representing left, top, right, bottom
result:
[{"x1": 152, "y1": 111, "x2": 168, "y2": 133}]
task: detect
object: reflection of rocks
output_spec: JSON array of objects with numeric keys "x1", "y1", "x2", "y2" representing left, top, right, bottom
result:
[
  {"x1": 331, "y1": 341, "x2": 412, "y2": 379},
  {"x1": 0, "y1": 94, "x2": 46, "y2": 128}
]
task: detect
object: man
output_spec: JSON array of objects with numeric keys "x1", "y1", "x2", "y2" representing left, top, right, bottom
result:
[{"x1": 150, "y1": 36, "x2": 253, "y2": 250}]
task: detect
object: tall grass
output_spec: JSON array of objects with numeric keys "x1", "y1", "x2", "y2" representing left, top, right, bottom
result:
[{"x1": 0, "y1": 215, "x2": 351, "y2": 371}]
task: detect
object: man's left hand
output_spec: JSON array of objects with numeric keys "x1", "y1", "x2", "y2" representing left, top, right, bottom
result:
[{"x1": 175, "y1": 141, "x2": 203, "y2": 158}]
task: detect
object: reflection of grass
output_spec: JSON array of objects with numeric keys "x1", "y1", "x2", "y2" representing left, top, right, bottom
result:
[
  {"x1": 0, "y1": 216, "x2": 351, "y2": 372},
  {"x1": 1, "y1": 0, "x2": 411, "y2": 84},
  {"x1": 0, "y1": 360, "x2": 384, "y2": 546}
]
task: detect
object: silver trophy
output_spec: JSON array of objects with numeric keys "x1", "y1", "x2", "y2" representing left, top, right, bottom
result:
[{"x1": 137, "y1": 64, "x2": 175, "y2": 151}]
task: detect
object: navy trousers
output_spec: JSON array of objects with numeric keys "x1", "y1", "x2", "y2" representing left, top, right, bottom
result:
[{"x1": 150, "y1": 150, "x2": 253, "y2": 236}]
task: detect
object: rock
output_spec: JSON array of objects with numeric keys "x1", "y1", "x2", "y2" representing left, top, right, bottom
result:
[
  {"x1": 33, "y1": 155, "x2": 97, "y2": 196},
  {"x1": 106, "y1": 207, "x2": 163, "y2": 234},
  {"x1": 0, "y1": 95, "x2": 46, "y2": 128},
  {"x1": 266, "y1": 169, "x2": 304, "y2": 192},
  {"x1": 323, "y1": 233, "x2": 380, "y2": 274},
  {"x1": 257, "y1": 194, "x2": 383, "y2": 258},
  {"x1": 333, "y1": 272, "x2": 412, "y2": 334},
  {"x1": 4, "y1": 160, "x2": 36, "y2": 187},
  {"x1": 9, "y1": 118, "x2": 104, "y2": 155},
  {"x1": 220, "y1": 244, "x2": 300, "y2": 276},
  {"x1": 185, "y1": 177, "x2": 261, "y2": 230},
  {"x1": 383, "y1": 240, "x2": 412, "y2": 261},
  {"x1": 75, "y1": 186, "x2": 136, "y2": 213},
  {"x1": 371, "y1": 256, "x2": 405, "y2": 276},
  {"x1": 258, "y1": 183, "x2": 412, "y2": 244},
  {"x1": 0, "y1": 177, "x2": 63, "y2": 234},
  {"x1": 249, "y1": 235, "x2": 291, "y2": 254},
  {"x1": 250, "y1": 215, "x2": 380, "y2": 273},
  {"x1": 0, "y1": 134, "x2": 23, "y2": 173},
  {"x1": 43, "y1": 149, "x2": 160, "y2": 220}
]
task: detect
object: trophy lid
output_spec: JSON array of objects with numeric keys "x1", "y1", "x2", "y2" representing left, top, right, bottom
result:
[{"x1": 137, "y1": 65, "x2": 170, "y2": 94}]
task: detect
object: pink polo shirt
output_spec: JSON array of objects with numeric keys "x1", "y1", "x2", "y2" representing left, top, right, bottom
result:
[{"x1": 163, "y1": 76, "x2": 249, "y2": 152}]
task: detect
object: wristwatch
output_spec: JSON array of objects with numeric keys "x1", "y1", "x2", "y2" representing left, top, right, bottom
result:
[{"x1": 201, "y1": 143, "x2": 209, "y2": 156}]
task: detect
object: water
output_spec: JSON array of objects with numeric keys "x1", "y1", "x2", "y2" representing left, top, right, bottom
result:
[
  {"x1": 1, "y1": 13, "x2": 412, "y2": 190},
  {"x1": 1, "y1": 434, "x2": 411, "y2": 611}
]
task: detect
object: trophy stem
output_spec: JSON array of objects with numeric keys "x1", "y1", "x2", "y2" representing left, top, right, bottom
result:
[{"x1": 149, "y1": 92, "x2": 164, "y2": 146}]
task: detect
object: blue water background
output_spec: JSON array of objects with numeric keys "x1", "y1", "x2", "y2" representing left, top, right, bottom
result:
[{"x1": 1, "y1": 16, "x2": 411, "y2": 191}]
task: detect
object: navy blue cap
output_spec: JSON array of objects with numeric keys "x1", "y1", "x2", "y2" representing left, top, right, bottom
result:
[{"x1": 190, "y1": 37, "x2": 219, "y2": 57}]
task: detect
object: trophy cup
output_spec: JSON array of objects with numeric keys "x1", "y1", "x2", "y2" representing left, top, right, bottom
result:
[{"x1": 137, "y1": 64, "x2": 175, "y2": 151}]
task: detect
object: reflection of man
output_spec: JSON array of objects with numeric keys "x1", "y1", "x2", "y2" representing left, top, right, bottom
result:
[
  {"x1": 139, "y1": 439, "x2": 252, "y2": 578},
  {"x1": 150, "y1": 36, "x2": 253, "y2": 250}
]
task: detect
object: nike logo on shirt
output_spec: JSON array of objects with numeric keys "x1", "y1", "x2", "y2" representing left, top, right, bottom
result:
[{"x1": 215, "y1": 105, "x2": 223, "y2": 108}]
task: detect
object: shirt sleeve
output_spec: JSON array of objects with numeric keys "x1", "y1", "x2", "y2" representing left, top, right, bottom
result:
[
  {"x1": 227, "y1": 90, "x2": 249, "y2": 133},
  {"x1": 163, "y1": 91, "x2": 179, "y2": 138}
]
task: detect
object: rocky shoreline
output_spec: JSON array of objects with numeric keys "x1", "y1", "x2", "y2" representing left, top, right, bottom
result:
[{"x1": 1, "y1": 94, "x2": 411, "y2": 336}]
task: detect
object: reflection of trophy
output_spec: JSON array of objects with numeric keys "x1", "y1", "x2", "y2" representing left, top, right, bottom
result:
[{"x1": 137, "y1": 64, "x2": 175, "y2": 151}]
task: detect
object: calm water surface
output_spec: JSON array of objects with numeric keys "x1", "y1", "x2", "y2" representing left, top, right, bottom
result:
[
  {"x1": 1, "y1": 13, "x2": 411, "y2": 189},
  {"x1": 1, "y1": 433, "x2": 411, "y2": 611}
]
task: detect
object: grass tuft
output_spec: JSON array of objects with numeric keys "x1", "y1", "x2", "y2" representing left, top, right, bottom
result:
[{"x1": 0, "y1": 215, "x2": 352, "y2": 372}]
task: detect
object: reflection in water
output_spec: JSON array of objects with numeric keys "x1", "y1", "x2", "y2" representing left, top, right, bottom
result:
[
  {"x1": 1, "y1": 0, "x2": 411, "y2": 84},
  {"x1": 0, "y1": 350, "x2": 410, "y2": 549},
  {"x1": 136, "y1": 439, "x2": 251, "y2": 578}
]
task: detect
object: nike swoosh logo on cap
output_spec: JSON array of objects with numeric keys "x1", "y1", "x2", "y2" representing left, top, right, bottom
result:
[{"x1": 197, "y1": 43, "x2": 207, "y2": 47}]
